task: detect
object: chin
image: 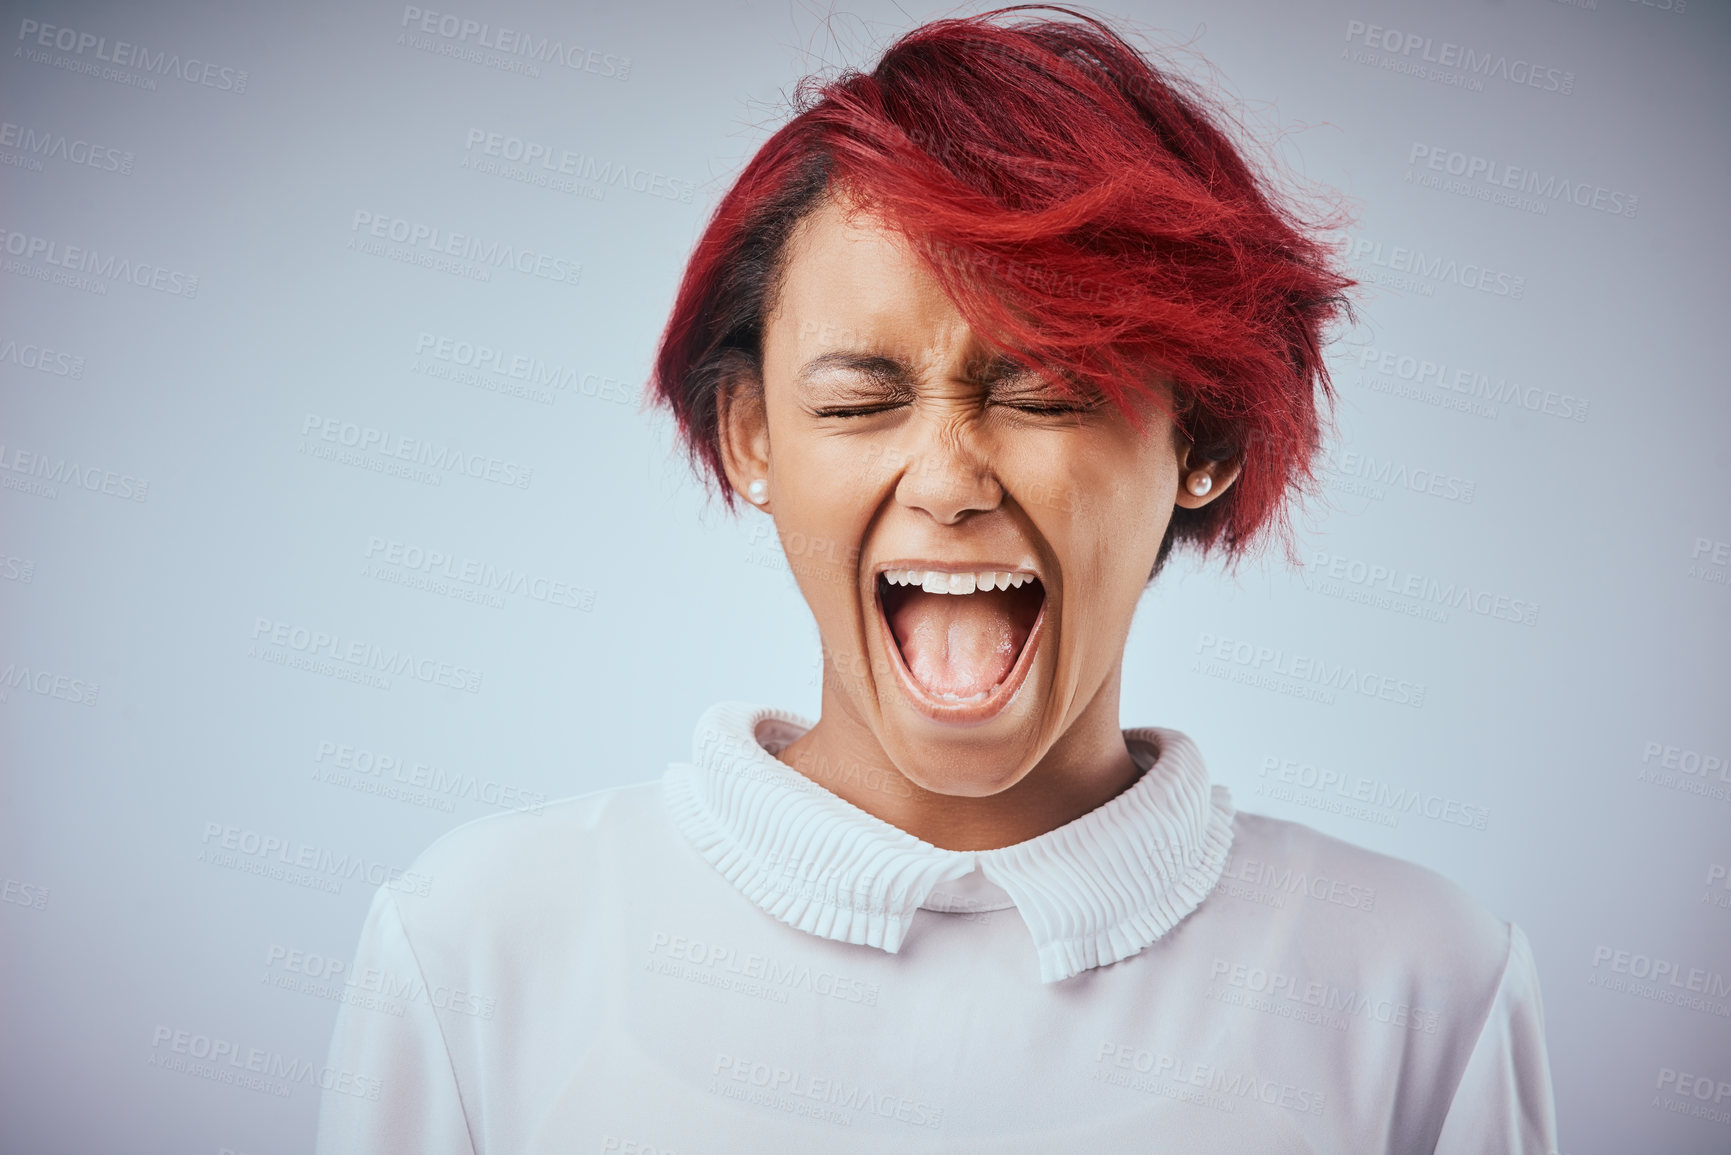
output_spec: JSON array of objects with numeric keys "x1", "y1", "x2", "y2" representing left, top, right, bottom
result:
[{"x1": 882, "y1": 742, "x2": 1035, "y2": 799}]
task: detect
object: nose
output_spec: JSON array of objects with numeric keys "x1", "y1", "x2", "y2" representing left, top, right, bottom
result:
[{"x1": 891, "y1": 415, "x2": 1002, "y2": 525}]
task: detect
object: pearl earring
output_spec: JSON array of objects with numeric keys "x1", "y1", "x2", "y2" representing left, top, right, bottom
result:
[
  {"x1": 746, "y1": 479, "x2": 769, "y2": 505},
  {"x1": 1185, "y1": 472, "x2": 1212, "y2": 497}
]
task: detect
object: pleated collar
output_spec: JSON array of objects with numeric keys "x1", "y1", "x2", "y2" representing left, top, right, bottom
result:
[{"x1": 661, "y1": 702, "x2": 1235, "y2": 983}]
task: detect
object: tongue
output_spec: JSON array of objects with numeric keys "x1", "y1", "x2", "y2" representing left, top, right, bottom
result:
[{"x1": 887, "y1": 589, "x2": 1029, "y2": 698}]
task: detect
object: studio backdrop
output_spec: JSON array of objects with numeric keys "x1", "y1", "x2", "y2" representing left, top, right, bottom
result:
[{"x1": 1, "y1": 1, "x2": 1726, "y2": 1152}]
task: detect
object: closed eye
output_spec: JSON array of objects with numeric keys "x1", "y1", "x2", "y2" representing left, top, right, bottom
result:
[
  {"x1": 809, "y1": 400, "x2": 912, "y2": 418},
  {"x1": 1001, "y1": 400, "x2": 1095, "y2": 414},
  {"x1": 985, "y1": 363, "x2": 1104, "y2": 416},
  {"x1": 798, "y1": 352, "x2": 916, "y2": 419},
  {"x1": 994, "y1": 391, "x2": 1105, "y2": 417}
]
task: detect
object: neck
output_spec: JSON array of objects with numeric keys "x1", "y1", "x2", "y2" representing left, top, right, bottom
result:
[{"x1": 774, "y1": 664, "x2": 1142, "y2": 852}]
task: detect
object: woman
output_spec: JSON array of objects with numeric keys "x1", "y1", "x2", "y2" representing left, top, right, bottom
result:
[{"x1": 318, "y1": 9, "x2": 1558, "y2": 1152}]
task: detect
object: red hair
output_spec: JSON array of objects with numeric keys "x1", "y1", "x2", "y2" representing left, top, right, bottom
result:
[{"x1": 651, "y1": 6, "x2": 1353, "y2": 569}]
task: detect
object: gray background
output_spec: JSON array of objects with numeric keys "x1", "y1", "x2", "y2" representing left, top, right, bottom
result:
[{"x1": 1, "y1": 0, "x2": 1727, "y2": 1151}]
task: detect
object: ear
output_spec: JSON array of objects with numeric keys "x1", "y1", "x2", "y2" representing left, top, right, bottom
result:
[
  {"x1": 716, "y1": 363, "x2": 773, "y2": 509},
  {"x1": 1173, "y1": 443, "x2": 1242, "y2": 511}
]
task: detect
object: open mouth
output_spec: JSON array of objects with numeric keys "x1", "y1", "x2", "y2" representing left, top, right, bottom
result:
[{"x1": 875, "y1": 566, "x2": 1046, "y2": 720}]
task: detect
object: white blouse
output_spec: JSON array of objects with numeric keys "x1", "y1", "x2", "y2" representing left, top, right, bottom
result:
[{"x1": 315, "y1": 701, "x2": 1558, "y2": 1153}]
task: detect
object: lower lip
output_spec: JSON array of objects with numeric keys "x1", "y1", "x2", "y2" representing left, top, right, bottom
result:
[{"x1": 874, "y1": 581, "x2": 1048, "y2": 726}]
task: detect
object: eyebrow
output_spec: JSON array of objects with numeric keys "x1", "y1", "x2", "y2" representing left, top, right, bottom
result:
[
  {"x1": 795, "y1": 351, "x2": 916, "y2": 390},
  {"x1": 794, "y1": 350, "x2": 1034, "y2": 389}
]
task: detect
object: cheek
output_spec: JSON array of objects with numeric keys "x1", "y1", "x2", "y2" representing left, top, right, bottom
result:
[
  {"x1": 782, "y1": 509, "x2": 867, "y2": 593},
  {"x1": 771, "y1": 440, "x2": 879, "y2": 600},
  {"x1": 1033, "y1": 436, "x2": 1172, "y2": 559},
  {"x1": 1104, "y1": 429, "x2": 1180, "y2": 542},
  {"x1": 1037, "y1": 441, "x2": 1174, "y2": 649}
]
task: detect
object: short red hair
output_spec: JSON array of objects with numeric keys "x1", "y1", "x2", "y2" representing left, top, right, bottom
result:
[{"x1": 651, "y1": 6, "x2": 1353, "y2": 568}]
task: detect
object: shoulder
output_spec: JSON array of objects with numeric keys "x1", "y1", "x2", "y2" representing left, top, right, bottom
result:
[
  {"x1": 408, "y1": 778, "x2": 663, "y2": 874},
  {"x1": 1220, "y1": 809, "x2": 1513, "y2": 990},
  {"x1": 385, "y1": 778, "x2": 668, "y2": 951}
]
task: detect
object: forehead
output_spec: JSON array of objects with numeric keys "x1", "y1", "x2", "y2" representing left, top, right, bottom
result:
[{"x1": 768, "y1": 196, "x2": 964, "y2": 353}]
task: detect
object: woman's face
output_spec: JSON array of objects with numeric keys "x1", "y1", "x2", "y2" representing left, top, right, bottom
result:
[{"x1": 723, "y1": 195, "x2": 1229, "y2": 796}]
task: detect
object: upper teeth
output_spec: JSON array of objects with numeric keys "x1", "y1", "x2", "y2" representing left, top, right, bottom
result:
[{"x1": 882, "y1": 569, "x2": 1034, "y2": 593}]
